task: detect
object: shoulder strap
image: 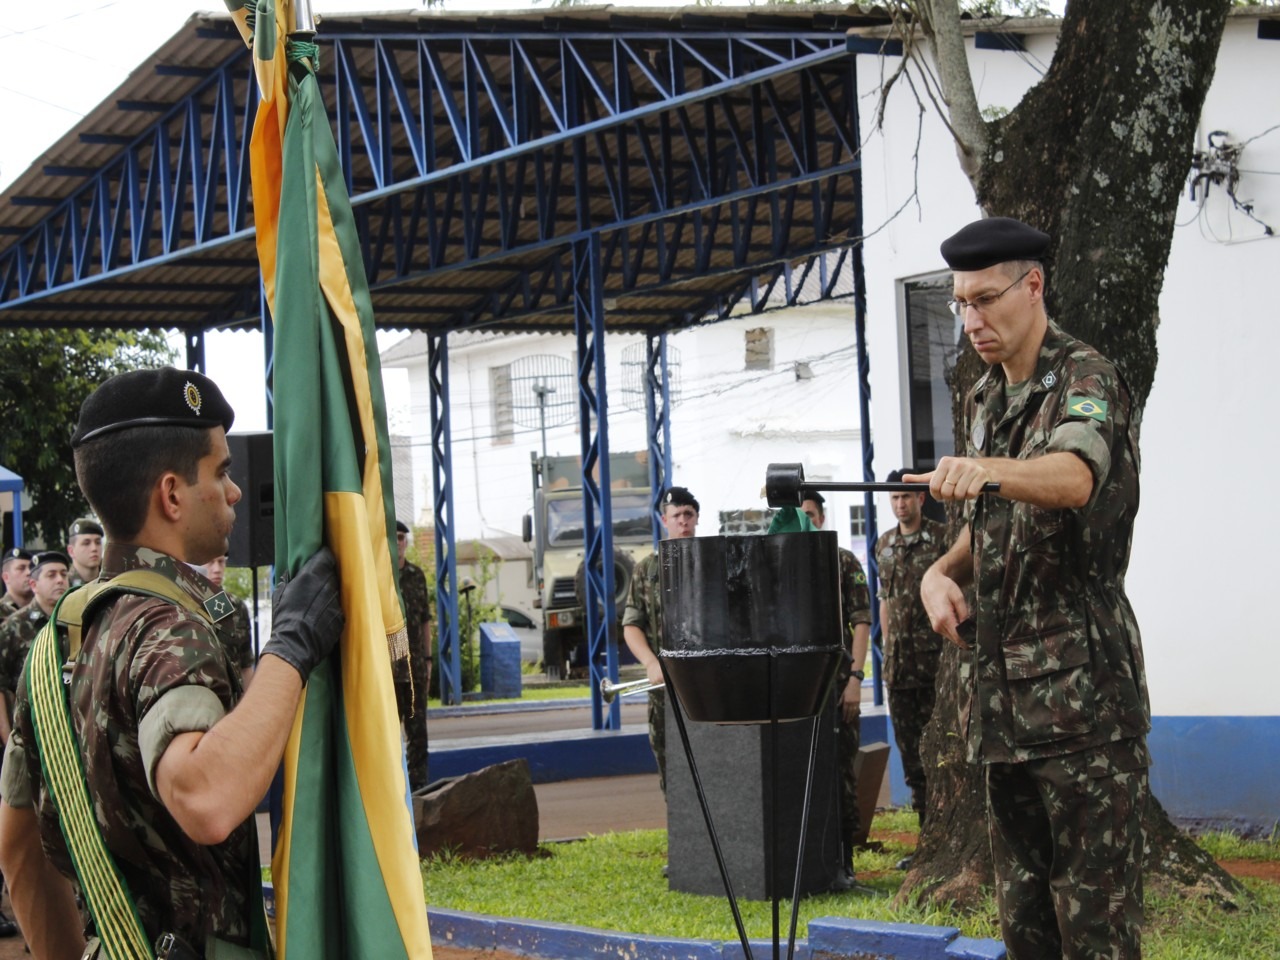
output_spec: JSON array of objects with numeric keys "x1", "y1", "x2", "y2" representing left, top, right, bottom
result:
[
  {"x1": 27, "y1": 593, "x2": 156, "y2": 960},
  {"x1": 59, "y1": 569, "x2": 213, "y2": 661},
  {"x1": 27, "y1": 571, "x2": 213, "y2": 960}
]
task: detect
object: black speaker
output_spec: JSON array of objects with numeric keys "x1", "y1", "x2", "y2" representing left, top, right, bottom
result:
[{"x1": 227, "y1": 431, "x2": 274, "y2": 568}]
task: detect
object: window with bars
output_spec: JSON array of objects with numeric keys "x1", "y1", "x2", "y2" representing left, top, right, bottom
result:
[{"x1": 490, "y1": 365, "x2": 514, "y2": 445}]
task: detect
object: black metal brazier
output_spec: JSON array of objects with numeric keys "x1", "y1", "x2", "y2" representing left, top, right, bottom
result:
[{"x1": 658, "y1": 531, "x2": 843, "y2": 723}]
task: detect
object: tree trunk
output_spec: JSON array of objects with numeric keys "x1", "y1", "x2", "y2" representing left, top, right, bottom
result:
[{"x1": 898, "y1": 0, "x2": 1241, "y2": 910}]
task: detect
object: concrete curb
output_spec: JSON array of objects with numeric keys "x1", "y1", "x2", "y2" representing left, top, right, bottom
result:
[{"x1": 426, "y1": 908, "x2": 1006, "y2": 960}]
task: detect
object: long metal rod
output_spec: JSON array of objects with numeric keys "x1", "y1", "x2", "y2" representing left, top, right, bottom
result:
[
  {"x1": 661, "y1": 659, "x2": 755, "y2": 960},
  {"x1": 803, "y1": 480, "x2": 998, "y2": 494}
]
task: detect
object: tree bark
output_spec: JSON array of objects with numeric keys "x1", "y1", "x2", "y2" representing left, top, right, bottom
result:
[{"x1": 894, "y1": 0, "x2": 1242, "y2": 910}]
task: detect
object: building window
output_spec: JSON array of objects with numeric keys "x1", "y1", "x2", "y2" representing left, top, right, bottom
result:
[
  {"x1": 744, "y1": 327, "x2": 774, "y2": 371},
  {"x1": 489, "y1": 365, "x2": 514, "y2": 445},
  {"x1": 901, "y1": 273, "x2": 963, "y2": 469},
  {"x1": 849, "y1": 504, "x2": 874, "y2": 539},
  {"x1": 719, "y1": 509, "x2": 776, "y2": 536}
]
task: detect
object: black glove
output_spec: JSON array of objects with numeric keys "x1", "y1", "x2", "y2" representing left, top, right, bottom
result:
[{"x1": 264, "y1": 546, "x2": 345, "y2": 681}]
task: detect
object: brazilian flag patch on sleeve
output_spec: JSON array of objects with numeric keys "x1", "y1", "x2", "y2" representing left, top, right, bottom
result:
[{"x1": 1066, "y1": 396, "x2": 1108, "y2": 422}]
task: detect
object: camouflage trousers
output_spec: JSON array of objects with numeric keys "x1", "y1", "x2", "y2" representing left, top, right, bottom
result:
[
  {"x1": 648, "y1": 688, "x2": 667, "y2": 794},
  {"x1": 985, "y1": 742, "x2": 1149, "y2": 960},
  {"x1": 887, "y1": 683, "x2": 937, "y2": 824},
  {"x1": 836, "y1": 704, "x2": 861, "y2": 862},
  {"x1": 394, "y1": 661, "x2": 431, "y2": 793}
]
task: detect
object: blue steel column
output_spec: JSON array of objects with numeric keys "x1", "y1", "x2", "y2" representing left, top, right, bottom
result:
[
  {"x1": 428, "y1": 331, "x2": 463, "y2": 705},
  {"x1": 574, "y1": 234, "x2": 621, "y2": 731},
  {"x1": 185, "y1": 329, "x2": 206, "y2": 373},
  {"x1": 847, "y1": 65, "x2": 883, "y2": 708},
  {"x1": 644, "y1": 330, "x2": 674, "y2": 547}
]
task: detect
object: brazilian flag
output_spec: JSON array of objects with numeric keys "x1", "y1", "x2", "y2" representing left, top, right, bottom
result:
[{"x1": 227, "y1": 1, "x2": 431, "y2": 956}]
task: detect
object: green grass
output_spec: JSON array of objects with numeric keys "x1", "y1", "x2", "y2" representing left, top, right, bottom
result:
[
  {"x1": 418, "y1": 809, "x2": 1280, "y2": 960},
  {"x1": 427, "y1": 684, "x2": 590, "y2": 708}
]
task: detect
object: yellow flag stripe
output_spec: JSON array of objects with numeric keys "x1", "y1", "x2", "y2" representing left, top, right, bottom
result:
[
  {"x1": 270, "y1": 677, "x2": 309, "y2": 958},
  {"x1": 322, "y1": 490, "x2": 431, "y2": 957},
  {"x1": 313, "y1": 171, "x2": 405, "y2": 640}
]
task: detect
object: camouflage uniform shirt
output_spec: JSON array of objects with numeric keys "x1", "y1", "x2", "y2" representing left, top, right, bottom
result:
[
  {"x1": 962, "y1": 320, "x2": 1150, "y2": 765},
  {"x1": 0, "y1": 602, "x2": 51, "y2": 700},
  {"x1": 622, "y1": 552, "x2": 663, "y2": 649},
  {"x1": 835, "y1": 548, "x2": 872, "y2": 682},
  {"x1": 399, "y1": 560, "x2": 431, "y2": 658},
  {"x1": 0, "y1": 594, "x2": 23, "y2": 620},
  {"x1": 874, "y1": 519, "x2": 947, "y2": 689},
  {"x1": 223, "y1": 595, "x2": 255, "y2": 672},
  {"x1": 1, "y1": 543, "x2": 256, "y2": 947}
]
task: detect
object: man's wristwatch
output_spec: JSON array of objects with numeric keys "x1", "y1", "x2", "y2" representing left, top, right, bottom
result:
[{"x1": 851, "y1": 668, "x2": 865, "y2": 681}]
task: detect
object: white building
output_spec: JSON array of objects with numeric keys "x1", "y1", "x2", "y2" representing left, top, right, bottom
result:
[{"x1": 384, "y1": 11, "x2": 1279, "y2": 831}]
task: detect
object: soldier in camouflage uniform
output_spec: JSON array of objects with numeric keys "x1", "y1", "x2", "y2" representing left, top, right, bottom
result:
[
  {"x1": 623, "y1": 486, "x2": 700, "y2": 796},
  {"x1": 874, "y1": 470, "x2": 947, "y2": 827},
  {"x1": 395, "y1": 520, "x2": 433, "y2": 792},
  {"x1": 66, "y1": 517, "x2": 104, "y2": 588},
  {"x1": 0, "y1": 368, "x2": 343, "y2": 959},
  {"x1": 800, "y1": 490, "x2": 872, "y2": 891},
  {"x1": 0, "y1": 548, "x2": 32, "y2": 619},
  {"x1": 204, "y1": 555, "x2": 257, "y2": 685},
  {"x1": 0, "y1": 551, "x2": 70, "y2": 742},
  {"x1": 914, "y1": 219, "x2": 1149, "y2": 960}
]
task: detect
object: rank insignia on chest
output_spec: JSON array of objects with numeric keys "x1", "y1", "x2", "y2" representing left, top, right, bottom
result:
[
  {"x1": 1041, "y1": 370, "x2": 1057, "y2": 389},
  {"x1": 203, "y1": 591, "x2": 235, "y2": 622},
  {"x1": 1067, "y1": 396, "x2": 1108, "y2": 422}
]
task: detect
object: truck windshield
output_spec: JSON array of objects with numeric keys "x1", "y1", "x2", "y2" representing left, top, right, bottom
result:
[{"x1": 546, "y1": 493, "x2": 652, "y2": 545}]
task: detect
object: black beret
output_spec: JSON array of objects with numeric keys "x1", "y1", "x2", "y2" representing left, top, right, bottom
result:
[
  {"x1": 396, "y1": 520, "x2": 410, "y2": 534},
  {"x1": 1, "y1": 548, "x2": 32, "y2": 565},
  {"x1": 799, "y1": 488, "x2": 825, "y2": 507},
  {"x1": 940, "y1": 217, "x2": 1050, "y2": 271},
  {"x1": 661, "y1": 486, "x2": 700, "y2": 513},
  {"x1": 68, "y1": 517, "x2": 104, "y2": 539},
  {"x1": 71, "y1": 367, "x2": 235, "y2": 448},
  {"x1": 30, "y1": 550, "x2": 71, "y2": 573},
  {"x1": 886, "y1": 469, "x2": 907, "y2": 484}
]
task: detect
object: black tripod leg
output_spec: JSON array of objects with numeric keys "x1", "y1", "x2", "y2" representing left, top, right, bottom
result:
[{"x1": 660, "y1": 659, "x2": 755, "y2": 960}]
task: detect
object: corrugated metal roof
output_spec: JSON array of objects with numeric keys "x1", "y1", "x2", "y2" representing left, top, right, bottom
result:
[{"x1": 0, "y1": 5, "x2": 896, "y2": 334}]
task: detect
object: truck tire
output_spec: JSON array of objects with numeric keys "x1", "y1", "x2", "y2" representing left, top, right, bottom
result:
[{"x1": 573, "y1": 549, "x2": 636, "y2": 615}]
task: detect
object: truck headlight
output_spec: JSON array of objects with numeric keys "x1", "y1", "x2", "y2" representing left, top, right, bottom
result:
[{"x1": 549, "y1": 611, "x2": 575, "y2": 628}]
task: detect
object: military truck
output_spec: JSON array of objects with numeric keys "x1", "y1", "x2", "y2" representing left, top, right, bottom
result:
[{"x1": 522, "y1": 451, "x2": 654, "y2": 678}]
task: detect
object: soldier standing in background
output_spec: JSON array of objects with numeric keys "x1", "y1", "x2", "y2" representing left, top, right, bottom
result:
[
  {"x1": 65, "y1": 517, "x2": 104, "y2": 588},
  {"x1": 799, "y1": 489, "x2": 872, "y2": 893},
  {"x1": 913, "y1": 218, "x2": 1149, "y2": 960},
  {"x1": 395, "y1": 520, "x2": 432, "y2": 793},
  {"x1": 874, "y1": 468, "x2": 947, "y2": 852},
  {"x1": 204, "y1": 555, "x2": 256, "y2": 686},
  {"x1": 623, "y1": 486, "x2": 700, "y2": 797},
  {"x1": 0, "y1": 550, "x2": 71, "y2": 743},
  {"x1": 0, "y1": 550, "x2": 32, "y2": 619}
]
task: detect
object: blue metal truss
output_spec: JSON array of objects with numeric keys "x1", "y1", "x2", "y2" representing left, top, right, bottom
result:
[
  {"x1": 428, "y1": 331, "x2": 463, "y2": 705},
  {"x1": 573, "y1": 234, "x2": 622, "y2": 731},
  {"x1": 645, "y1": 331, "x2": 673, "y2": 545},
  {"x1": 0, "y1": 28, "x2": 878, "y2": 332}
]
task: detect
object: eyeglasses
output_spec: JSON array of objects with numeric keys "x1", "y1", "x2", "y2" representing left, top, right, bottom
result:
[{"x1": 946, "y1": 268, "x2": 1032, "y2": 317}]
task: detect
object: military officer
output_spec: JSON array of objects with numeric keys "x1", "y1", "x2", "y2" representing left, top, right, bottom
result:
[
  {"x1": 203, "y1": 555, "x2": 256, "y2": 685},
  {"x1": 0, "y1": 367, "x2": 344, "y2": 959},
  {"x1": 911, "y1": 218, "x2": 1149, "y2": 960},
  {"x1": 874, "y1": 469, "x2": 947, "y2": 833},
  {"x1": 394, "y1": 520, "x2": 432, "y2": 793},
  {"x1": 0, "y1": 550, "x2": 70, "y2": 744},
  {"x1": 623, "y1": 486, "x2": 699, "y2": 796},
  {"x1": 799, "y1": 489, "x2": 872, "y2": 891},
  {"x1": 0, "y1": 549, "x2": 32, "y2": 619},
  {"x1": 66, "y1": 517, "x2": 104, "y2": 588}
]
